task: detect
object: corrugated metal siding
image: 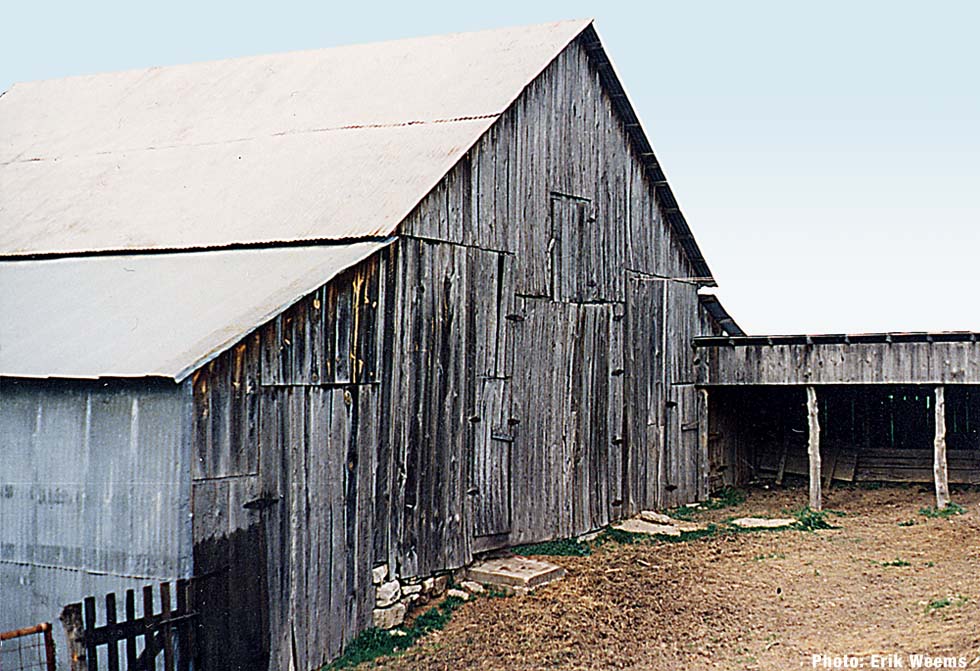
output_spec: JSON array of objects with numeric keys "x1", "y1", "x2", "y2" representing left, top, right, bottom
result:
[
  {"x1": 0, "y1": 242, "x2": 390, "y2": 380},
  {"x1": 0, "y1": 378, "x2": 190, "y2": 653}
]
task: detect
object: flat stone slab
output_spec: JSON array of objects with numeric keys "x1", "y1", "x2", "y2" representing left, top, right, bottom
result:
[
  {"x1": 730, "y1": 517, "x2": 797, "y2": 529},
  {"x1": 466, "y1": 556, "x2": 565, "y2": 590},
  {"x1": 613, "y1": 518, "x2": 682, "y2": 536},
  {"x1": 638, "y1": 510, "x2": 702, "y2": 532}
]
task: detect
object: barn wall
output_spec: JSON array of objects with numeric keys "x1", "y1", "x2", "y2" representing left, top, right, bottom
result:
[
  {"x1": 189, "y1": 34, "x2": 714, "y2": 671},
  {"x1": 189, "y1": 257, "x2": 382, "y2": 671},
  {"x1": 398, "y1": 35, "x2": 710, "y2": 518},
  {"x1": 0, "y1": 378, "x2": 191, "y2": 664}
]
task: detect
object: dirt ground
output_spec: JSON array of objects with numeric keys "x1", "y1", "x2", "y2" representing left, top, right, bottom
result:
[{"x1": 361, "y1": 484, "x2": 980, "y2": 670}]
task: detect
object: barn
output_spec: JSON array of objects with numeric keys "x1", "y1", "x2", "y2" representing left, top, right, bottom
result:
[{"x1": 0, "y1": 20, "x2": 737, "y2": 670}]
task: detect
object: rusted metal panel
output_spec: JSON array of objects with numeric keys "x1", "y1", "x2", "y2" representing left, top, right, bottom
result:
[{"x1": 0, "y1": 242, "x2": 390, "y2": 381}]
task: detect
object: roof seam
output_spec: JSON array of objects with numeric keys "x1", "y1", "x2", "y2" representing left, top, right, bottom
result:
[
  {"x1": 0, "y1": 235, "x2": 396, "y2": 262},
  {"x1": 0, "y1": 114, "x2": 502, "y2": 167}
]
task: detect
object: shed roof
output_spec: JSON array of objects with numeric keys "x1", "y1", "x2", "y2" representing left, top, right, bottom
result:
[{"x1": 0, "y1": 242, "x2": 390, "y2": 381}]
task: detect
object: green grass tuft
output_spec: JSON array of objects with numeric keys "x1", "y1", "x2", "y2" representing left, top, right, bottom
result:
[
  {"x1": 878, "y1": 558, "x2": 912, "y2": 567},
  {"x1": 925, "y1": 595, "x2": 969, "y2": 613},
  {"x1": 703, "y1": 487, "x2": 747, "y2": 510},
  {"x1": 790, "y1": 506, "x2": 839, "y2": 531},
  {"x1": 897, "y1": 519, "x2": 917, "y2": 527},
  {"x1": 512, "y1": 538, "x2": 591, "y2": 557},
  {"x1": 919, "y1": 502, "x2": 966, "y2": 518},
  {"x1": 325, "y1": 596, "x2": 466, "y2": 669}
]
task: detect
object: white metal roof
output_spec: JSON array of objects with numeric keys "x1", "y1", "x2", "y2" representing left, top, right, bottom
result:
[
  {"x1": 0, "y1": 19, "x2": 591, "y2": 257},
  {"x1": 0, "y1": 242, "x2": 391, "y2": 380}
]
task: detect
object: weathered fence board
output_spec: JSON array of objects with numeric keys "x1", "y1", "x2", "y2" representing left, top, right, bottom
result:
[{"x1": 60, "y1": 581, "x2": 195, "y2": 671}]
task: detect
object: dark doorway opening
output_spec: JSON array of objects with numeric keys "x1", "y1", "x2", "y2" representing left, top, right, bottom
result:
[{"x1": 708, "y1": 385, "x2": 980, "y2": 488}]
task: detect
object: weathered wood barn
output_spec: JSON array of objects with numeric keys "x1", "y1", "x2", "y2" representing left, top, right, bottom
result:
[{"x1": 0, "y1": 20, "x2": 737, "y2": 670}]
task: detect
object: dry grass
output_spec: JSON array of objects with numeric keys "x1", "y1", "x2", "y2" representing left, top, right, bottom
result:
[{"x1": 355, "y1": 484, "x2": 980, "y2": 670}]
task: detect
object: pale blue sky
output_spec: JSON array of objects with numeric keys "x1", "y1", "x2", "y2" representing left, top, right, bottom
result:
[{"x1": 3, "y1": 1, "x2": 978, "y2": 335}]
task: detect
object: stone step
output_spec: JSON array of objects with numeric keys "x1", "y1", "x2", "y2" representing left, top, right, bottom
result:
[{"x1": 466, "y1": 556, "x2": 565, "y2": 592}]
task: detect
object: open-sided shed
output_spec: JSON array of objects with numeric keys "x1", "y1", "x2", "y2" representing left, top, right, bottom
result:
[{"x1": 695, "y1": 333, "x2": 980, "y2": 510}]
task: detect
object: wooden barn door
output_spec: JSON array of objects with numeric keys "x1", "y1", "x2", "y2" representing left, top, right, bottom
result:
[
  {"x1": 471, "y1": 378, "x2": 513, "y2": 539},
  {"x1": 625, "y1": 274, "x2": 667, "y2": 511}
]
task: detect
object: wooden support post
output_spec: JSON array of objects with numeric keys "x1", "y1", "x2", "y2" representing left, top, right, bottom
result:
[
  {"x1": 698, "y1": 388, "x2": 710, "y2": 500},
  {"x1": 934, "y1": 385, "x2": 950, "y2": 510},
  {"x1": 806, "y1": 386, "x2": 822, "y2": 511}
]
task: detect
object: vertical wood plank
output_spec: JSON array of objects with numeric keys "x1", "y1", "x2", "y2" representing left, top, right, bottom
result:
[
  {"x1": 160, "y1": 582, "x2": 175, "y2": 671},
  {"x1": 175, "y1": 580, "x2": 190, "y2": 671},
  {"x1": 82, "y1": 597, "x2": 98, "y2": 671},
  {"x1": 104, "y1": 592, "x2": 119, "y2": 671},
  {"x1": 807, "y1": 386, "x2": 822, "y2": 511},
  {"x1": 125, "y1": 589, "x2": 136, "y2": 669},
  {"x1": 698, "y1": 388, "x2": 710, "y2": 501},
  {"x1": 934, "y1": 386, "x2": 950, "y2": 509},
  {"x1": 143, "y1": 585, "x2": 157, "y2": 671}
]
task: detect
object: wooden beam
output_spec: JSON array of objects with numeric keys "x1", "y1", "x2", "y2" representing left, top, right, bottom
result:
[
  {"x1": 698, "y1": 388, "x2": 710, "y2": 500},
  {"x1": 807, "y1": 386, "x2": 822, "y2": 511},
  {"x1": 934, "y1": 386, "x2": 950, "y2": 509}
]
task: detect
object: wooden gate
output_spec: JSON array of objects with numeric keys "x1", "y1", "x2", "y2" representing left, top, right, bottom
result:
[{"x1": 60, "y1": 581, "x2": 197, "y2": 671}]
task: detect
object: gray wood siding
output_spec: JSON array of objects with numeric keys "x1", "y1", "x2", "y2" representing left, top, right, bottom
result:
[
  {"x1": 190, "y1": 257, "x2": 384, "y2": 671},
  {"x1": 189, "y1": 33, "x2": 713, "y2": 671},
  {"x1": 399, "y1": 36, "x2": 699, "y2": 289},
  {"x1": 697, "y1": 341, "x2": 980, "y2": 386}
]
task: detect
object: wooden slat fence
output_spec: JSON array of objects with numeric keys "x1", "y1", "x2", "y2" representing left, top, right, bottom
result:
[{"x1": 59, "y1": 580, "x2": 197, "y2": 671}]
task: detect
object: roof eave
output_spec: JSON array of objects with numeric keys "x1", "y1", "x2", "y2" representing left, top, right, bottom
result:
[{"x1": 579, "y1": 24, "x2": 716, "y2": 286}]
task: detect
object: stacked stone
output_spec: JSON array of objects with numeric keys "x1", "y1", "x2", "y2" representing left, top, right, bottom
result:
[{"x1": 371, "y1": 565, "x2": 452, "y2": 630}]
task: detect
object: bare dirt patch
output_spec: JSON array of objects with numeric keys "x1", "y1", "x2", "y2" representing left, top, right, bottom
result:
[{"x1": 357, "y1": 484, "x2": 980, "y2": 670}]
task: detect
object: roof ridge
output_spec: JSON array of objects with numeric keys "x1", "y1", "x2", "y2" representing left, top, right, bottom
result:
[{"x1": 6, "y1": 19, "x2": 592, "y2": 89}]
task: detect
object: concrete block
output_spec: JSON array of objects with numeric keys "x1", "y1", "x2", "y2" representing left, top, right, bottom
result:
[{"x1": 613, "y1": 518, "x2": 681, "y2": 536}]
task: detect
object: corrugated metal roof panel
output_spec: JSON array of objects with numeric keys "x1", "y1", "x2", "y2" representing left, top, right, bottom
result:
[
  {"x1": 0, "y1": 242, "x2": 390, "y2": 380},
  {"x1": 1, "y1": 120, "x2": 493, "y2": 255},
  {"x1": 0, "y1": 19, "x2": 590, "y2": 257}
]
